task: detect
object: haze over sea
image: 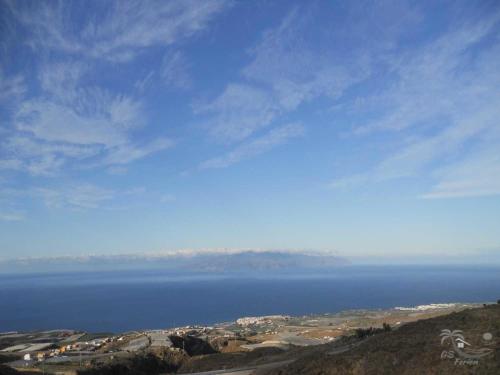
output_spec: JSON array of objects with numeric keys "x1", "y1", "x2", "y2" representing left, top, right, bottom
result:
[{"x1": 1, "y1": 265, "x2": 499, "y2": 333}]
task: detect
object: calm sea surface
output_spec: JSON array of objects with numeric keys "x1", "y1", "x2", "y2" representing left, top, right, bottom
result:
[{"x1": 0, "y1": 265, "x2": 499, "y2": 332}]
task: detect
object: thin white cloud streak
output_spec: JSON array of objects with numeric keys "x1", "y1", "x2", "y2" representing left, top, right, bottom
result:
[
  {"x1": 133, "y1": 50, "x2": 192, "y2": 94},
  {"x1": 198, "y1": 83, "x2": 280, "y2": 143},
  {"x1": 34, "y1": 184, "x2": 115, "y2": 210},
  {"x1": 200, "y1": 123, "x2": 304, "y2": 169},
  {"x1": 103, "y1": 138, "x2": 174, "y2": 165},
  {"x1": 106, "y1": 166, "x2": 128, "y2": 175},
  {"x1": 134, "y1": 71, "x2": 155, "y2": 93},
  {"x1": 0, "y1": 182, "x2": 144, "y2": 211},
  {"x1": 15, "y1": 100, "x2": 129, "y2": 147},
  {"x1": 0, "y1": 212, "x2": 24, "y2": 221},
  {"x1": 160, "y1": 193, "x2": 176, "y2": 203},
  {"x1": 161, "y1": 51, "x2": 192, "y2": 89},
  {"x1": 0, "y1": 70, "x2": 25, "y2": 102},
  {"x1": 1, "y1": 136, "x2": 101, "y2": 176},
  {"x1": 0, "y1": 159, "x2": 23, "y2": 171},
  {"x1": 421, "y1": 146, "x2": 500, "y2": 199}
]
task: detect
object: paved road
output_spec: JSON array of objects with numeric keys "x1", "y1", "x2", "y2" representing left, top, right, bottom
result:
[
  {"x1": 327, "y1": 335, "x2": 376, "y2": 355},
  {"x1": 171, "y1": 359, "x2": 294, "y2": 375},
  {"x1": 177, "y1": 336, "x2": 370, "y2": 374}
]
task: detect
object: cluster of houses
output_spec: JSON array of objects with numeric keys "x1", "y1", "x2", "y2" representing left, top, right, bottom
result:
[
  {"x1": 236, "y1": 315, "x2": 291, "y2": 327},
  {"x1": 2, "y1": 319, "x2": 293, "y2": 371},
  {"x1": 2, "y1": 336, "x2": 121, "y2": 365},
  {"x1": 169, "y1": 325, "x2": 213, "y2": 337}
]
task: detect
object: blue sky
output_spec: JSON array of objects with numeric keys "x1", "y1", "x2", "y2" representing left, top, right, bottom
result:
[{"x1": 0, "y1": 0, "x2": 500, "y2": 259}]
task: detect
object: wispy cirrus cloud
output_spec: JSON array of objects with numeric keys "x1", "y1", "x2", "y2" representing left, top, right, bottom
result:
[
  {"x1": 2, "y1": 44, "x2": 171, "y2": 178},
  {"x1": 241, "y1": 8, "x2": 369, "y2": 112},
  {"x1": 198, "y1": 6, "x2": 372, "y2": 165},
  {"x1": 200, "y1": 123, "x2": 304, "y2": 169},
  {"x1": 3, "y1": 90, "x2": 166, "y2": 176},
  {"x1": 6, "y1": 0, "x2": 228, "y2": 62},
  {"x1": 330, "y1": 10, "x2": 500, "y2": 198},
  {"x1": 352, "y1": 14, "x2": 500, "y2": 136},
  {"x1": 38, "y1": 61, "x2": 88, "y2": 102},
  {"x1": 0, "y1": 0, "x2": 228, "y2": 180}
]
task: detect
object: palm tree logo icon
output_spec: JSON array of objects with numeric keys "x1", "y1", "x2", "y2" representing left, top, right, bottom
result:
[{"x1": 440, "y1": 329, "x2": 493, "y2": 360}]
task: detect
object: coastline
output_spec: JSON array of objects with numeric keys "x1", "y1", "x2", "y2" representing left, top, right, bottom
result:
[{"x1": 1, "y1": 302, "x2": 489, "y2": 374}]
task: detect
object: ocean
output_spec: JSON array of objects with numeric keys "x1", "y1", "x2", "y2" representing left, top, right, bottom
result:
[{"x1": 0, "y1": 265, "x2": 499, "y2": 333}]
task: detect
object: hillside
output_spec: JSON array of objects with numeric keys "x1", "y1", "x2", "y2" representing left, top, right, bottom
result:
[{"x1": 264, "y1": 304, "x2": 500, "y2": 375}]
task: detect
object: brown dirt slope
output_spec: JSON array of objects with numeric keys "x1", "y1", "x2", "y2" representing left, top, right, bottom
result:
[{"x1": 265, "y1": 304, "x2": 500, "y2": 375}]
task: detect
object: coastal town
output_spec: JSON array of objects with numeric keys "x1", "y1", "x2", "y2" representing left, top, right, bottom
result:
[{"x1": 0, "y1": 303, "x2": 480, "y2": 374}]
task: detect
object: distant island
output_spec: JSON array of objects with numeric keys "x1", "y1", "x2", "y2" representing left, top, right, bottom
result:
[{"x1": 0, "y1": 250, "x2": 349, "y2": 274}]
